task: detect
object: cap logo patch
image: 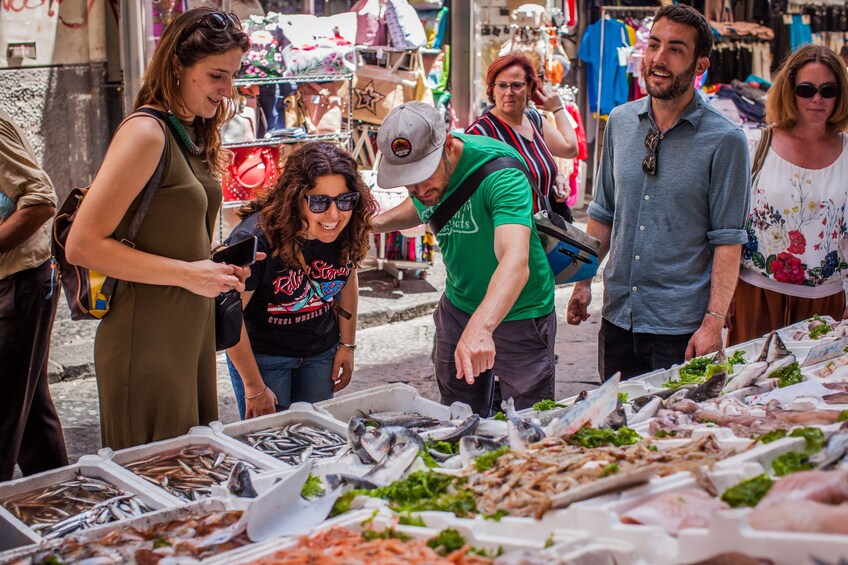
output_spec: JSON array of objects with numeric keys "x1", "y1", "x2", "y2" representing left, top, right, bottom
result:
[{"x1": 391, "y1": 138, "x2": 412, "y2": 158}]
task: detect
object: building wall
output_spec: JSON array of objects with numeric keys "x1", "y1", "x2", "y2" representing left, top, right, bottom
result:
[
  {"x1": 0, "y1": 63, "x2": 112, "y2": 202},
  {"x1": 0, "y1": 0, "x2": 117, "y2": 200}
]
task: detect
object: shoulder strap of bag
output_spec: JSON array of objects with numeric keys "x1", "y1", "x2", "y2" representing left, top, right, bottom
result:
[
  {"x1": 751, "y1": 125, "x2": 772, "y2": 183},
  {"x1": 427, "y1": 156, "x2": 543, "y2": 235},
  {"x1": 97, "y1": 110, "x2": 171, "y2": 299}
]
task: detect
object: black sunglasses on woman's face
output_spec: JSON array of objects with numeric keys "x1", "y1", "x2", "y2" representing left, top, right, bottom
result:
[
  {"x1": 304, "y1": 192, "x2": 360, "y2": 214},
  {"x1": 794, "y1": 82, "x2": 840, "y2": 99}
]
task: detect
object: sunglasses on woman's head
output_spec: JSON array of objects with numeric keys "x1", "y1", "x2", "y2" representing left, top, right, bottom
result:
[
  {"x1": 180, "y1": 11, "x2": 241, "y2": 42},
  {"x1": 304, "y1": 192, "x2": 360, "y2": 213},
  {"x1": 794, "y1": 82, "x2": 840, "y2": 99}
]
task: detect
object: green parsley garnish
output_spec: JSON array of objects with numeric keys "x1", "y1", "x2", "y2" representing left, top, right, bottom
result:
[
  {"x1": 771, "y1": 451, "x2": 813, "y2": 476},
  {"x1": 568, "y1": 426, "x2": 641, "y2": 448},
  {"x1": 721, "y1": 474, "x2": 774, "y2": 508},
  {"x1": 301, "y1": 473, "x2": 325, "y2": 499},
  {"x1": 474, "y1": 446, "x2": 511, "y2": 472},
  {"x1": 773, "y1": 361, "x2": 803, "y2": 388},
  {"x1": 754, "y1": 429, "x2": 787, "y2": 444},
  {"x1": 427, "y1": 529, "x2": 466, "y2": 555},
  {"x1": 617, "y1": 392, "x2": 630, "y2": 404},
  {"x1": 532, "y1": 399, "x2": 567, "y2": 411},
  {"x1": 789, "y1": 427, "x2": 825, "y2": 453}
]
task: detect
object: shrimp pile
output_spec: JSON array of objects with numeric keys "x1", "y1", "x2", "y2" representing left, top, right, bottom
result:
[
  {"x1": 252, "y1": 527, "x2": 494, "y2": 565},
  {"x1": 467, "y1": 435, "x2": 734, "y2": 518}
]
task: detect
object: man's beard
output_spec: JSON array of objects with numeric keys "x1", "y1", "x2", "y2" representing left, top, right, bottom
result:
[{"x1": 644, "y1": 60, "x2": 698, "y2": 101}]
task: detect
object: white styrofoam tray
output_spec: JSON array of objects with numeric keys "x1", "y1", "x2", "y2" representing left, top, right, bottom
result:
[
  {"x1": 218, "y1": 506, "x2": 643, "y2": 565},
  {"x1": 629, "y1": 337, "x2": 767, "y2": 391},
  {"x1": 0, "y1": 498, "x2": 254, "y2": 565},
  {"x1": 210, "y1": 403, "x2": 349, "y2": 467},
  {"x1": 314, "y1": 383, "x2": 469, "y2": 424},
  {"x1": 99, "y1": 426, "x2": 286, "y2": 501},
  {"x1": 0, "y1": 455, "x2": 178, "y2": 552},
  {"x1": 777, "y1": 315, "x2": 840, "y2": 357},
  {"x1": 677, "y1": 508, "x2": 848, "y2": 565}
]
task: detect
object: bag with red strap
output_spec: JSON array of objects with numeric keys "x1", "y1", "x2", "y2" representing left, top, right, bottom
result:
[{"x1": 223, "y1": 146, "x2": 280, "y2": 202}]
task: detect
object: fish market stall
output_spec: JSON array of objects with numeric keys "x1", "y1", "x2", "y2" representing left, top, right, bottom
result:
[{"x1": 3, "y1": 319, "x2": 848, "y2": 564}]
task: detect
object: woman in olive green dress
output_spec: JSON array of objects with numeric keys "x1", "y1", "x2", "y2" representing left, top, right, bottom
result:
[{"x1": 66, "y1": 8, "x2": 250, "y2": 450}]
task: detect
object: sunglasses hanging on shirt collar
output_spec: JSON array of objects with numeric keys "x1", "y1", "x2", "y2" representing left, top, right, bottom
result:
[{"x1": 642, "y1": 129, "x2": 661, "y2": 176}]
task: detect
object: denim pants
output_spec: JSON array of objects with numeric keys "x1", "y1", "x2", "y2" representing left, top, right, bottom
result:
[{"x1": 227, "y1": 345, "x2": 336, "y2": 419}]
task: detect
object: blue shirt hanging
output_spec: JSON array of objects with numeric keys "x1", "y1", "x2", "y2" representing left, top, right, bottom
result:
[{"x1": 578, "y1": 18, "x2": 631, "y2": 115}]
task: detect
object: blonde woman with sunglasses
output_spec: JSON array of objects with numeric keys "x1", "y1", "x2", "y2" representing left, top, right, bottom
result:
[
  {"x1": 728, "y1": 44, "x2": 848, "y2": 344},
  {"x1": 65, "y1": 8, "x2": 250, "y2": 449},
  {"x1": 224, "y1": 143, "x2": 376, "y2": 419}
]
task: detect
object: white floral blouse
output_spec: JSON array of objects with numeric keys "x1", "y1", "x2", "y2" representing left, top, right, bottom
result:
[{"x1": 740, "y1": 130, "x2": 848, "y2": 299}]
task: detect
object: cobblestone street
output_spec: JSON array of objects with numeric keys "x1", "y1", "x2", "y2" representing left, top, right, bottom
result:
[{"x1": 49, "y1": 280, "x2": 603, "y2": 463}]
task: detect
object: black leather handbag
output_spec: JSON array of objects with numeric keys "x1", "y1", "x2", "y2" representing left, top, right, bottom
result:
[{"x1": 215, "y1": 290, "x2": 243, "y2": 351}]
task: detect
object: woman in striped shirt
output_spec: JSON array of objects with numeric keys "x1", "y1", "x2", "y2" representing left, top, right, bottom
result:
[{"x1": 466, "y1": 53, "x2": 578, "y2": 215}]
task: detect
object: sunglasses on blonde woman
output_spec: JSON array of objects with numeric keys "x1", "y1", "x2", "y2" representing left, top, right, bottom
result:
[
  {"x1": 304, "y1": 193, "x2": 360, "y2": 214},
  {"x1": 794, "y1": 82, "x2": 840, "y2": 99}
]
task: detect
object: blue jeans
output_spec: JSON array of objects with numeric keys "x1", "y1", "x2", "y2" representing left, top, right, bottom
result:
[{"x1": 227, "y1": 346, "x2": 336, "y2": 419}]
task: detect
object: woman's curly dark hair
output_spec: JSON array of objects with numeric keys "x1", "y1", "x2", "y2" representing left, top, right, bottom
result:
[{"x1": 238, "y1": 143, "x2": 376, "y2": 268}]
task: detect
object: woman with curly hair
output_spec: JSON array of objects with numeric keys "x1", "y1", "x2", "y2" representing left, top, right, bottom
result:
[
  {"x1": 728, "y1": 44, "x2": 848, "y2": 344},
  {"x1": 225, "y1": 142, "x2": 376, "y2": 419},
  {"x1": 66, "y1": 8, "x2": 250, "y2": 449}
]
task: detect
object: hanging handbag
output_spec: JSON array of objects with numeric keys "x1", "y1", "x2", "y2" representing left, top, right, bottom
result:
[
  {"x1": 223, "y1": 146, "x2": 280, "y2": 202},
  {"x1": 300, "y1": 81, "x2": 348, "y2": 134},
  {"x1": 52, "y1": 108, "x2": 169, "y2": 320},
  {"x1": 214, "y1": 288, "x2": 243, "y2": 351},
  {"x1": 427, "y1": 156, "x2": 600, "y2": 285},
  {"x1": 352, "y1": 56, "x2": 417, "y2": 124}
]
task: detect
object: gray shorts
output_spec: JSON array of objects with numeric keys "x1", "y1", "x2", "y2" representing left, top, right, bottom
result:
[{"x1": 432, "y1": 295, "x2": 556, "y2": 416}]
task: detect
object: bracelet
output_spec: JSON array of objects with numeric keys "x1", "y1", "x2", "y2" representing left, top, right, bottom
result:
[
  {"x1": 339, "y1": 341, "x2": 357, "y2": 350},
  {"x1": 706, "y1": 310, "x2": 726, "y2": 320},
  {"x1": 553, "y1": 106, "x2": 565, "y2": 114},
  {"x1": 245, "y1": 385, "x2": 268, "y2": 400}
]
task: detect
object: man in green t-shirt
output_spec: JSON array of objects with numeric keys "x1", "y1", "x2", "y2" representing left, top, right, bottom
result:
[{"x1": 373, "y1": 102, "x2": 556, "y2": 416}]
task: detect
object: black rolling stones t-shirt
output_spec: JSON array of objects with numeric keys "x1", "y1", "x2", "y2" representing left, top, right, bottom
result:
[{"x1": 226, "y1": 213, "x2": 352, "y2": 357}]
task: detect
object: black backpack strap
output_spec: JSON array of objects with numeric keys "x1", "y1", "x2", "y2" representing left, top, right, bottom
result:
[{"x1": 428, "y1": 156, "x2": 539, "y2": 235}]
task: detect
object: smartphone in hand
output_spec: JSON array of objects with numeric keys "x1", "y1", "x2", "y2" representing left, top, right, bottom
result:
[{"x1": 212, "y1": 235, "x2": 258, "y2": 267}]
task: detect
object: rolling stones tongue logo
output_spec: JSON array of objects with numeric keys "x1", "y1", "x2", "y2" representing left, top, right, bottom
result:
[{"x1": 391, "y1": 138, "x2": 411, "y2": 158}]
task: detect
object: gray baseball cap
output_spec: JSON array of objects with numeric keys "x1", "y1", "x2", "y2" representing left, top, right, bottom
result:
[{"x1": 376, "y1": 102, "x2": 446, "y2": 188}]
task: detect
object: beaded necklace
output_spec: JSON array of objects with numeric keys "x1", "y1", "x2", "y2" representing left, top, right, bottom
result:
[{"x1": 167, "y1": 113, "x2": 205, "y2": 156}]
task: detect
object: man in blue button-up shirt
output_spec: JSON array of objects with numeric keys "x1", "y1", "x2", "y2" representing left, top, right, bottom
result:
[{"x1": 566, "y1": 4, "x2": 751, "y2": 381}]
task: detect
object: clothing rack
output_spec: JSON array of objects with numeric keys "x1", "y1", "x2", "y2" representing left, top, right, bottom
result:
[{"x1": 592, "y1": 5, "x2": 658, "y2": 200}]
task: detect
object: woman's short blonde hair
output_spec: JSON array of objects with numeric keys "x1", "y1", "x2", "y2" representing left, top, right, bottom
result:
[{"x1": 766, "y1": 44, "x2": 848, "y2": 131}]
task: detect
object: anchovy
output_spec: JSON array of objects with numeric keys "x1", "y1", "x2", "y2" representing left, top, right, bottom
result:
[
  {"x1": 242, "y1": 423, "x2": 346, "y2": 466},
  {"x1": 1, "y1": 475, "x2": 152, "y2": 539},
  {"x1": 125, "y1": 446, "x2": 257, "y2": 502}
]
